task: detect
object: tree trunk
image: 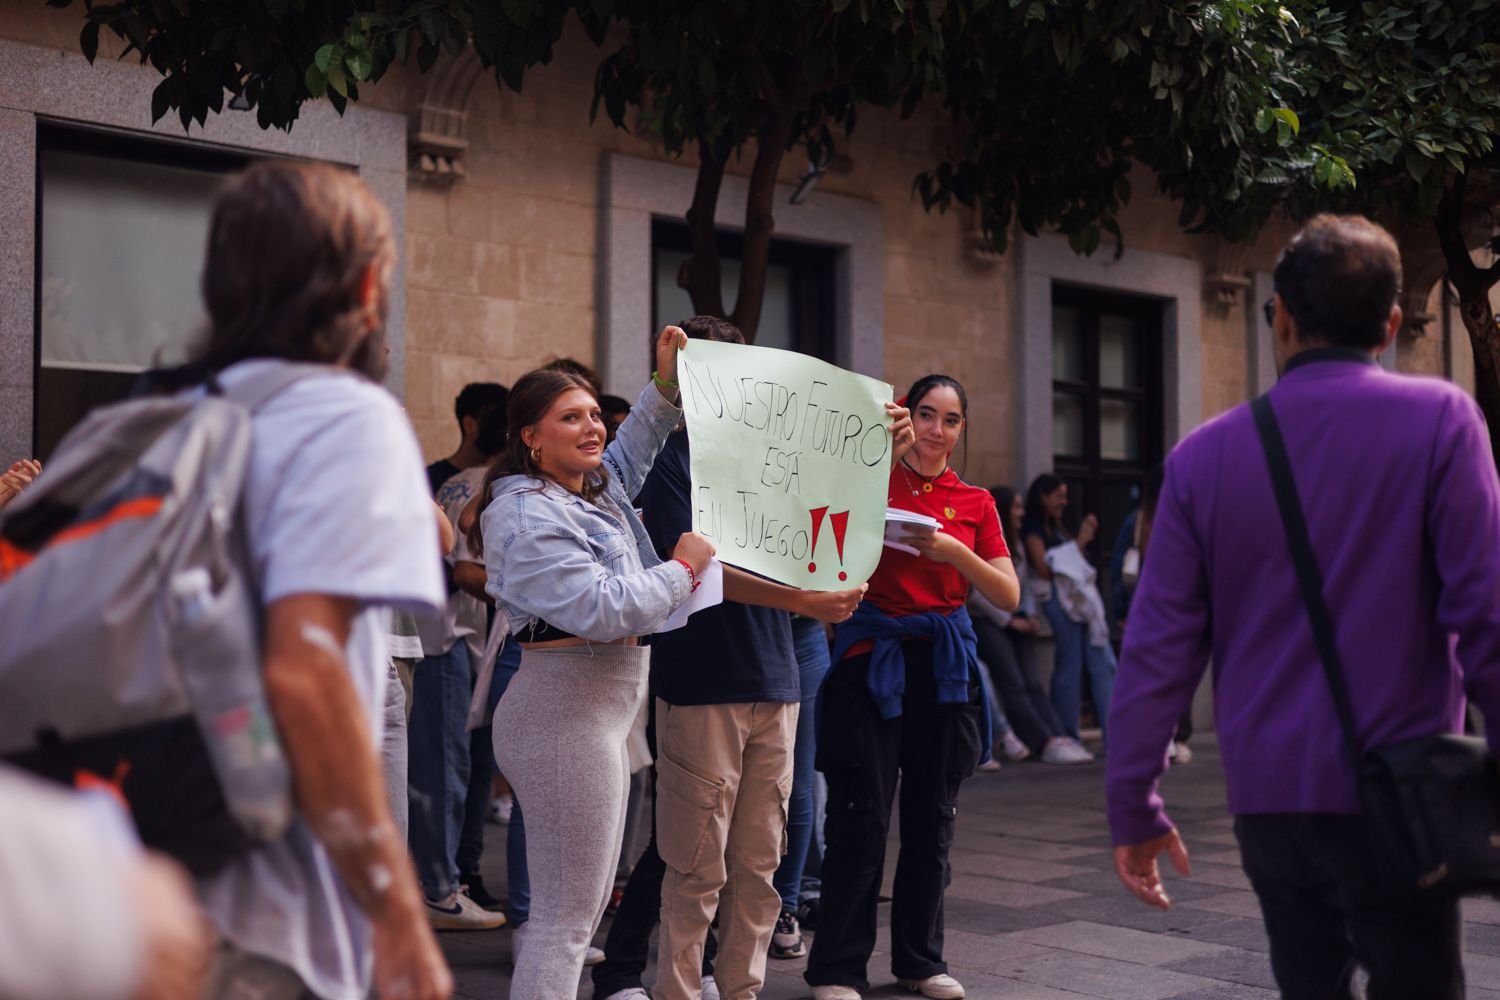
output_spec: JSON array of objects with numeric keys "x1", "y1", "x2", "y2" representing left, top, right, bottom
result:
[
  {"x1": 1435, "y1": 176, "x2": 1500, "y2": 469},
  {"x1": 682, "y1": 146, "x2": 727, "y2": 320},
  {"x1": 729, "y1": 122, "x2": 793, "y2": 343}
]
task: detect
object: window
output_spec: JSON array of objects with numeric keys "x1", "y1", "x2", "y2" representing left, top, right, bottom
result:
[
  {"x1": 35, "y1": 125, "x2": 252, "y2": 459},
  {"x1": 1050, "y1": 284, "x2": 1164, "y2": 593},
  {"x1": 651, "y1": 219, "x2": 835, "y2": 365}
]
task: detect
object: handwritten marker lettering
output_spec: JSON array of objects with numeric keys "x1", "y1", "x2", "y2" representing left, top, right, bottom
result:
[
  {"x1": 807, "y1": 505, "x2": 828, "y2": 573},
  {"x1": 830, "y1": 510, "x2": 850, "y2": 581}
]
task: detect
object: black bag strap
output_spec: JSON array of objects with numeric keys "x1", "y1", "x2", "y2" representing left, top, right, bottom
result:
[{"x1": 1250, "y1": 394, "x2": 1363, "y2": 767}]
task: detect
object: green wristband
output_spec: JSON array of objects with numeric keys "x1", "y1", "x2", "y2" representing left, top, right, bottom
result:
[{"x1": 652, "y1": 370, "x2": 678, "y2": 391}]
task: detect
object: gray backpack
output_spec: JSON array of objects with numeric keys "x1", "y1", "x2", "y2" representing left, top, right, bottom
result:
[{"x1": 0, "y1": 363, "x2": 319, "y2": 874}]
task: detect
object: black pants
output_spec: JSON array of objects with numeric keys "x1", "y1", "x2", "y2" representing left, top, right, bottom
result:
[
  {"x1": 972, "y1": 617, "x2": 1065, "y2": 753},
  {"x1": 1234, "y1": 813, "x2": 1465, "y2": 1000},
  {"x1": 590, "y1": 705, "x2": 716, "y2": 998},
  {"x1": 804, "y1": 642, "x2": 982, "y2": 990}
]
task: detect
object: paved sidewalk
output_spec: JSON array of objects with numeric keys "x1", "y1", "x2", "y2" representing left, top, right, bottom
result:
[{"x1": 440, "y1": 735, "x2": 1500, "y2": 998}]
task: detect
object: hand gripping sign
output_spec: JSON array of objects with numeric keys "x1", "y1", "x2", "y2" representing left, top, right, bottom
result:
[{"x1": 679, "y1": 339, "x2": 893, "y2": 591}]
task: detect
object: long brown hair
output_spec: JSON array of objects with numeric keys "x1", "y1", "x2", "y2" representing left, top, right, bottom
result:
[
  {"x1": 192, "y1": 160, "x2": 394, "y2": 378},
  {"x1": 467, "y1": 367, "x2": 609, "y2": 555}
]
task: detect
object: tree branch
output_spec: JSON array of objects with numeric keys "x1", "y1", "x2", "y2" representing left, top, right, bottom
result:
[
  {"x1": 1435, "y1": 171, "x2": 1482, "y2": 297},
  {"x1": 682, "y1": 143, "x2": 727, "y2": 319}
]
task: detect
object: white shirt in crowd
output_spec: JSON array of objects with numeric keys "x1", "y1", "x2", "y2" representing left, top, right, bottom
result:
[{"x1": 195, "y1": 360, "x2": 443, "y2": 1000}]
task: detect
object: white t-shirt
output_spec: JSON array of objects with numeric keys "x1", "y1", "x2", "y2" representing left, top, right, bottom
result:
[{"x1": 194, "y1": 360, "x2": 443, "y2": 1000}]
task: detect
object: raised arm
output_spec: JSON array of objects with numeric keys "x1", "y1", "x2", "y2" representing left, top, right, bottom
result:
[{"x1": 602, "y1": 327, "x2": 687, "y2": 500}]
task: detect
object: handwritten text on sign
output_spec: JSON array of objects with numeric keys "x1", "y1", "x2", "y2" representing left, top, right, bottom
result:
[{"x1": 679, "y1": 339, "x2": 893, "y2": 591}]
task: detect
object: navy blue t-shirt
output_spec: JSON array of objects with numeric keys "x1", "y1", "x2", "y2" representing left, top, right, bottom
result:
[{"x1": 638, "y1": 429, "x2": 798, "y2": 705}]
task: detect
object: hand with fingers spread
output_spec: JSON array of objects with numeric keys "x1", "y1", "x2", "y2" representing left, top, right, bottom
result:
[
  {"x1": 654, "y1": 325, "x2": 689, "y2": 401},
  {"x1": 1114, "y1": 828, "x2": 1192, "y2": 910}
]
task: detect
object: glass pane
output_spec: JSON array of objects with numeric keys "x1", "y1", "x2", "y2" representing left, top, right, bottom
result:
[
  {"x1": 40, "y1": 149, "x2": 220, "y2": 372},
  {"x1": 1098, "y1": 313, "x2": 1141, "y2": 388},
  {"x1": 1099, "y1": 398, "x2": 1142, "y2": 462},
  {"x1": 1052, "y1": 304, "x2": 1083, "y2": 381},
  {"x1": 1053, "y1": 392, "x2": 1084, "y2": 458},
  {"x1": 654, "y1": 251, "x2": 795, "y2": 352}
]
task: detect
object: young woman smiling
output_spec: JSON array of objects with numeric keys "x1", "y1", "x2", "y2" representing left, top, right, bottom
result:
[
  {"x1": 804, "y1": 374, "x2": 1020, "y2": 1000},
  {"x1": 467, "y1": 326, "x2": 715, "y2": 997}
]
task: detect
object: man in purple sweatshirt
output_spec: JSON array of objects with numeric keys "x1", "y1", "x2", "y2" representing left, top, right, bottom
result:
[{"x1": 1105, "y1": 214, "x2": 1500, "y2": 999}]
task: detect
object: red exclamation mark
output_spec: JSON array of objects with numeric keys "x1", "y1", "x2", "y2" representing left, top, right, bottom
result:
[
  {"x1": 829, "y1": 510, "x2": 850, "y2": 581},
  {"x1": 807, "y1": 506, "x2": 828, "y2": 573}
]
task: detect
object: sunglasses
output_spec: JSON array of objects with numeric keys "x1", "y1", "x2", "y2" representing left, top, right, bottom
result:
[{"x1": 1262, "y1": 297, "x2": 1276, "y2": 328}]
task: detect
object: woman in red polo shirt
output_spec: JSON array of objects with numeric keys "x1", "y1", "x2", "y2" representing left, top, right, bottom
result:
[{"x1": 804, "y1": 374, "x2": 1020, "y2": 1000}]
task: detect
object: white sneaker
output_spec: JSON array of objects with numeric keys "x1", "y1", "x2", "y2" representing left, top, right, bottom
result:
[
  {"x1": 701, "y1": 974, "x2": 721, "y2": 1000},
  {"x1": 811, "y1": 987, "x2": 862, "y2": 1000},
  {"x1": 1001, "y1": 731, "x2": 1031, "y2": 761},
  {"x1": 976, "y1": 758, "x2": 1002, "y2": 773},
  {"x1": 585, "y1": 945, "x2": 606, "y2": 966},
  {"x1": 898, "y1": 973, "x2": 966, "y2": 999},
  {"x1": 489, "y1": 793, "x2": 513, "y2": 825},
  {"x1": 1170, "y1": 740, "x2": 1194, "y2": 765},
  {"x1": 425, "y1": 887, "x2": 507, "y2": 930},
  {"x1": 600, "y1": 990, "x2": 650, "y2": 1000},
  {"x1": 1041, "y1": 737, "x2": 1094, "y2": 765}
]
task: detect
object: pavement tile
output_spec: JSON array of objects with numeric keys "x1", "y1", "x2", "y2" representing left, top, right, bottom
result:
[
  {"x1": 1005, "y1": 920, "x2": 1235, "y2": 966},
  {"x1": 1465, "y1": 897, "x2": 1500, "y2": 926},
  {"x1": 1463, "y1": 919, "x2": 1500, "y2": 957},
  {"x1": 1178, "y1": 891, "x2": 1266, "y2": 920},
  {"x1": 939, "y1": 896, "x2": 1075, "y2": 934},
  {"x1": 957, "y1": 832, "x2": 1105, "y2": 863},
  {"x1": 1163, "y1": 947, "x2": 1277, "y2": 988},
  {"x1": 1193, "y1": 849, "x2": 1248, "y2": 866},
  {"x1": 1162, "y1": 986, "x2": 1279, "y2": 1000},
  {"x1": 1179, "y1": 863, "x2": 1252, "y2": 892},
  {"x1": 948, "y1": 849, "x2": 1097, "y2": 884},
  {"x1": 946, "y1": 873, "x2": 1089, "y2": 908},
  {"x1": 993, "y1": 949, "x2": 1226, "y2": 999},
  {"x1": 1182, "y1": 916, "x2": 1272, "y2": 953}
]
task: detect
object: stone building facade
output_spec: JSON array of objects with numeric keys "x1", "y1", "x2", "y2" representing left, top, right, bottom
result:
[{"x1": 0, "y1": 3, "x2": 1480, "y2": 566}]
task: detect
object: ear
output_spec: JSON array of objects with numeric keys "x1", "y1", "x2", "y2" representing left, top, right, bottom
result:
[
  {"x1": 1378, "y1": 304, "x2": 1403, "y2": 355},
  {"x1": 358, "y1": 262, "x2": 380, "y2": 313}
]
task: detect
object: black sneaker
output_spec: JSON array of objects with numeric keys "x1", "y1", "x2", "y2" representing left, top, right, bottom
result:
[
  {"x1": 769, "y1": 907, "x2": 806, "y2": 959},
  {"x1": 459, "y1": 872, "x2": 506, "y2": 913}
]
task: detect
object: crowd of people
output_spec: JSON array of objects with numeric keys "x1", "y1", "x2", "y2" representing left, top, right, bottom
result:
[{"x1": 5, "y1": 161, "x2": 1493, "y2": 1000}]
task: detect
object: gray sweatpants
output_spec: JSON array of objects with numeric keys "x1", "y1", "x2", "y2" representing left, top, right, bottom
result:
[{"x1": 492, "y1": 643, "x2": 648, "y2": 998}]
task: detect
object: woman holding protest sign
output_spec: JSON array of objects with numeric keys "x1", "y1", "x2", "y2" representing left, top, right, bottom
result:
[
  {"x1": 466, "y1": 326, "x2": 714, "y2": 998},
  {"x1": 804, "y1": 374, "x2": 1020, "y2": 1000}
]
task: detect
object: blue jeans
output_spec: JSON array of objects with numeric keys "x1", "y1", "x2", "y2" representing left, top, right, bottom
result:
[
  {"x1": 773, "y1": 617, "x2": 831, "y2": 910},
  {"x1": 458, "y1": 639, "x2": 516, "y2": 879},
  {"x1": 408, "y1": 641, "x2": 472, "y2": 898},
  {"x1": 1041, "y1": 593, "x2": 1117, "y2": 744},
  {"x1": 490, "y1": 641, "x2": 530, "y2": 925}
]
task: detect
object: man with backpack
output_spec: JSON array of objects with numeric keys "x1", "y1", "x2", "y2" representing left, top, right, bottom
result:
[
  {"x1": 1, "y1": 161, "x2": 453, "y2": 1000},
  {"x1": 1106, "y1": 215, "x2": 1500, "y2": 998}
]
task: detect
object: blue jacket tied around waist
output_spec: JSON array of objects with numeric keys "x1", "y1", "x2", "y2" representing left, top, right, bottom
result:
[{"x1": 828, "y1": 601, "x2": 993, "y2": 765}]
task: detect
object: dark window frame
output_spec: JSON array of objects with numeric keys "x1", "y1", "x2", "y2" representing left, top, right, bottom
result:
[
  {"x1": 32, "y1": 122, "x2": 256, "y2": 458},
  {"x1": 650, "y1": 218, "x2": 837, "y2": 363},
  {"x1": 1050, "y1": 283, "x2": 1165, "y2": 564}
]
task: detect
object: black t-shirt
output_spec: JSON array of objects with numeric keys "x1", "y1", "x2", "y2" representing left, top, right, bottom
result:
[
  {"x1": 638, "y1": 429, "x2": 797, "y2": 705},
  {"x1": 1020, "y1": 514, "x2": 1067, "y2": 551},
  {"x1": 426, "y1": 458, "x2": 462, "y2": 497}
]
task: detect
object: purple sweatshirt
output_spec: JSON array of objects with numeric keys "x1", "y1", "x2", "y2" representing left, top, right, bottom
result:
[{"x1": 1106, "y1": 349, "x2": 1500, "y2": 846}]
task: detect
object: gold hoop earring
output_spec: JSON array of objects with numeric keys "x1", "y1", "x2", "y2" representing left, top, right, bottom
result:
[{"x1": 530, "y1": 446, "x2": 541, "y2": 464}]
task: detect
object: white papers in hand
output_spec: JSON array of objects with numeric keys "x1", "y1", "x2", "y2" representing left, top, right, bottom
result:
[
  {"x1": 883, "y1": 507, "x2": 942, "y2": 555},
  {"x1": 658, "y1": 557, "x2": 725, "y2": 632}
]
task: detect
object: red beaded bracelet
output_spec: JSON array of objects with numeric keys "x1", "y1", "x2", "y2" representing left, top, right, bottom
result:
[{"x1": 672, "y1": 557, "x2": 700, "y2": 592}]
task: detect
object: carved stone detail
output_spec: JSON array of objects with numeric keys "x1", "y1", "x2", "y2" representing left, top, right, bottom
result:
[
  {"x1": 1204, "y1": 241, "x2": 1251, "y2": 313},
  {"x1": 409, "y1": 49, "x2": 485, "y2": 183}
]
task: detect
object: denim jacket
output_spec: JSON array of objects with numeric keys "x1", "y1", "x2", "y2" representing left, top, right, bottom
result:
[{"x1": 482, "y1": 382, "x2": 691, "y2": 642}]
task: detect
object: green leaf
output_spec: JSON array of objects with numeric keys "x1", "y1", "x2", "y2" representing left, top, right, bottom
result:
[
  {"x1": 305, "y1": 65, "x2": 327, "y2": 98},
  {"x1": 326, "y1": 64, "x2": 348, "y2": 97},
  {"x1": 346, "y1": 31, "x2": 366, "y2": 51},
  {"x1": 1271, "y1": 107, "x2": 1300, "y2": 135},
  {"x1": 150, "y1": 77, "x2": 174, "y2": 123},
  {"x1": 79, "y1": 19, "x2": 100, "y2": 62},
  {"x1": 314, "y1": 43, "x2": 337, "y2": 73},
  {"x1": 345, "y1": 49, "x2": 372, "y2": 81}
]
